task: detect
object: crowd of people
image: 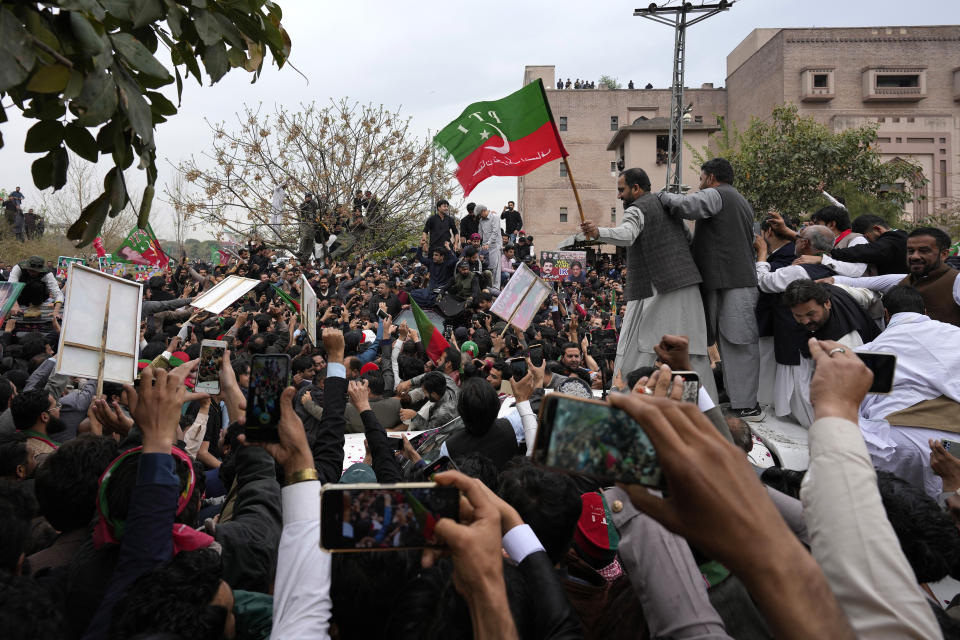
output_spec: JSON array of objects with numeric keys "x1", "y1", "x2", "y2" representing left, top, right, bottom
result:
[
  {"x1": 556, "y1": 78, "x2": 653, "y2": 90},
  {"x1": 2, "y1": 187, "x2": 45, "y2": 243},
  {"x1": 0, "y1": 156, "x2": 959, "y2": 639}
]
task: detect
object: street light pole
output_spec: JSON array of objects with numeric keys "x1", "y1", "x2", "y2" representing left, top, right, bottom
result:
[{"x1": 634, "y1": 1, "x2": 734, "y2": 192}]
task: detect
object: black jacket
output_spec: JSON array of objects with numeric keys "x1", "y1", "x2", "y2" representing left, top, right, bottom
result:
[{"x1": 830, "y1": 229, "x2": 907, "y2": 275}]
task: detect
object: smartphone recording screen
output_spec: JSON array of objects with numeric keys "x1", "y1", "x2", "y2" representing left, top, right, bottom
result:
[
  {"x1": 856, "y1": 352, "x2": 897, "y2": 394},
  {"x1": 245, "y1": 354, "x2": 290, "y2": 441},
  {"x1": 537, "y1": 394, "x2": 662, "y2": 487},
  {"x1": 321, "y1": 485, "x2": 460, "y2": 551},
  {"x1": 198, "y1": 345, "x2": 223, "y2": 384}
]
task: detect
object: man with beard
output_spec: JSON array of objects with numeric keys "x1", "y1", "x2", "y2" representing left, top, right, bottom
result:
[
  {"x1": 23, "y1": 356, "x2": 97, "y2": 441},
  {"x1": 460, "y1": 202, "x2": 479, "y2": 241},
  {"x1": 828, "y1": 227, "x2": 960, "y2": 327},
  {"x1": 477, "y1": 204, "x2": 503, "y2": 289},
  {"x1": 11, "y1": 390, "x2": 65, "y2": 463},
  {"x1": 777, "y1": 280, "x2": 879, "y2": 426}
]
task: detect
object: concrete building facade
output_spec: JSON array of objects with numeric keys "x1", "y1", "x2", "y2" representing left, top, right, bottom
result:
[{"x1": 520, "y1": 25, "x2": 960, "y2": 252}]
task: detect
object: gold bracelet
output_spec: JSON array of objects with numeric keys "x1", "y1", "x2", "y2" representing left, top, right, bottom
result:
[{"x1": 286, "y1": 468, "x2": 319, "y2": 485}]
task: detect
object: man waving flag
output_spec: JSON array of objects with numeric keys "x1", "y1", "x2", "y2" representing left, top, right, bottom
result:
[{"x1": 435, "y1": 79, "x2": 568, "y2": 196}]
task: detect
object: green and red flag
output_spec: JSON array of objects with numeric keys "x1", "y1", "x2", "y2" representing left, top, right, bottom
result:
[
  {"x1": 114, "y1": 222, "x2": 169, "y2": 268},
  {"x1": 271, "y1": 284, "x2": 300, "y2": 313},
  {"x1": 410, "y1": 298, "x2": 449, "y2": 363},
  {"x1": 434, "y1": 79, "x2": 568, "y2": 196}
]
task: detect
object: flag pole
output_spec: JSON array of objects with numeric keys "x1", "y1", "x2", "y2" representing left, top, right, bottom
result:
[{"x1": 563, "y1": 158, "x2": 586, "y2": 224}]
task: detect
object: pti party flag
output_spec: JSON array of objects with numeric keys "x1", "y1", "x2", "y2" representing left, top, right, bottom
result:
[
  {"x1": 410, "y1": 298, "x2": 449, "y2": 363},
  {"x1": 114, "y1": 223, "x2": 169, "y2": 268},
  {"x1": 434, "y1": 79, "x2": 567, "y2": 196},
  {"x1": 271, "y1": 284, "x2": 300, "y2": 313}
]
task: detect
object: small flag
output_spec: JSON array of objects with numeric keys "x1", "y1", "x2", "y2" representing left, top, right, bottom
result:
[
  {"x1": 410, "y1": 298, "x2": 449, "y2": 363},
  {"x1": 271, "y1": 284, "x2": 300, "y2": 313},
  {"x1": 434, "y1": 79, "x2": 568, "y2": 196}
]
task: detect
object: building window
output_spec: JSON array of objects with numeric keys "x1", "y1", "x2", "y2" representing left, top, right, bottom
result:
[
  {"x1": 863, "y1": 67, "x2": 926, "y2": 101},
  {"x1": 611, "y1": 207, "x2": 616, "y2": 224},
  {"x1": 560, "y1": 207, "x2": 568, "y2": 223},
  {"x1": 892, "y1": 117, "x2": 900, "y2": 123},
  {"x1": 694, "y1": 115, "x2": 703, "y2": 123},
  {"x1": 941, "y1": 160, "x2": 948, "y2": 198},
  {"x1": 940, "y1": 137, "x2": 946, "y2": 143},
  {"x1": 559, "y1": 116, "x2": 567, "y2": 132},
  {"x1": 877, "y1": 137, "x2": 891, "y2": 143},
  {"x1": 907, "y1": 117, "x2": 915, "y2": 123},
  {"x1": 560, "y1": 161, "x2": 567, "y2": 177},
  {"x1": 877, "y1": 74, "x2": 919, "y2": 88},
  {"x1": 801, "y1": 68, "x2": 835, "y2": 101},
  {"x1": 941, "y1": 149, "x2": 947, "y2": 154},
  {"x1": 895, "y1": 137, "x2": 902, "y2": 143},
  {"x1": 610, "y1": 116, "x2": 618, "y2": 131},
  {"x1": 906, "y1": 137, "x2": 934, "y2": 144},
  {"x1": 813, "y1": 73, "x2": 828, "y2": 88},
  {"x1": 610, "y1": 161, "x2": 617, "y2": 172}
]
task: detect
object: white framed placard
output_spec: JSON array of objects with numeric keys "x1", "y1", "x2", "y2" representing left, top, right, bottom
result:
[
  {"x1": 190, "y1": 275, "x2": 259, "y2": 314},
  {"x1": 300, "y1": 274, "x2": 317, "y2": 345},
  {"x1": 490, "y1": 263, "x2": 551, "y2": 332},
  {"x1": 56, "y1": 264, "x2": 143, "y2": 385}
]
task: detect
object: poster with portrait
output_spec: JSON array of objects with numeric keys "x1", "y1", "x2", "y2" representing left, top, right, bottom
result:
[
  {"x1": 539, "y1": 250, "x2": 586, "y2": 282},
  {"x1": 0, "y1": 282, "x2": 24, "y2": 322},
  {"x1": 56, "y1": 256, "x2": 85, "y2": 279},
  {"x1": 490, "y1": 263, "x2": 551, "y2": 332}
]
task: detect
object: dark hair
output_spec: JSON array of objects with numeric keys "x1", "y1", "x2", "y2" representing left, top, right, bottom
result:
[
  {"x1": 782, "y1": 279, "x2": 830, "y2": 308},
  {"x1": 466, "y1": 202, "x2": 476, "y2": 213},
  {"x1": 435, "y1": 198, "x2": 449, "y2": 210},
  {"x1": 397, "y1": 355, "x2": 425, "y2": 382},
  {"x1": 760, "y1": 215, "x2": 795, "y2": 235},
  {"x1": 18, "y1": 280, "x2": 48, "y2": 307},
  {"x1": 478, "y1": 291, "x2": 493, "y2": 304},
  {"x1": 0, "y1": 478, "x2": 36, "y2": 572},
  {"x1": 909, "y1": 227, "x2": 951, "y2": 252},
  {"x1": 0, "y1": 572, "x2": 66, "y2": 638},
  {"x1": 332, "y1": 550, "x2": 421, "y2": 639},
  {"x1": 882, "y1": 285, "x2": 925, "y2": 316},
  {"x1": 10, "y1": 389, "x2": 51, "y2": 431},
  {"x1": 291, "y1": 355, "x2": 313, "y2": 375},
  {"x1": 619, "y1": 167, "x2": 651, "y2": 193},
  {"x1": 104, "y1": 450, "x2": 200, "y2": 532},
  {"x1": 810, "y1": 206, "x2": 851, "y2": 232},
  {"x1": 231, "y1": 355, "x2": 250, "y2": 379},
  {"x1": 0, "y1": 432, "x2": 27, "y2": 478},
  {"x1": 560, "y1": 341, "x2": 579, "y2": 353},
  {"x1": 701, "y1": 158, "x2": 734, "y2": 184},
  {"x1": 457, "y1": 378, "x2": 499, "y2": 436},
  {"x1": 361, "y1": 370, "x2": 385, "y2": 395},
  {"x1": 420, "y1": 371, "x2": 446, "y2": 399},
  {"x1": 498, "y1": 459, "x2": 582, "y2": 564},
  {"x1": 489, "y1": 360, "x2": 511, "y2": 382},
  {"x1": 441, "y1": 346, "x2": 461, "y2": 372},
  {"x1": 109, "y1": 549, "x2": 228, "y2": 640},
  {"x1": 0, "y1": 376, "x2": 13, "y2": 411},
  {"x1": 876, "y1": 470, "x2": 960, "y2": 584},
  {"x1": 625, "y1": 366, "x2": 656, "y2": 391},
  {"x1": 453, "y1": 452, "x2": 499, "y2": 492},
  {"x1": 34, "y1": 435, "x2": 120, "y2": 532},
  {"x1": 851, "y1": 214, "x2": 887, "y2": 234}
]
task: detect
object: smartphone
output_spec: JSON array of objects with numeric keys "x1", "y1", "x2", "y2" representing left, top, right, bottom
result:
[
  {"x1": 320, "y1": 483, "x2": 461, "y2": 551},
  {"x1": 196, "y1": 340, "x2": 226, "y2": 394},
  {"x1": 534, "y1": 393, "x2": 663, "y2": 487},
  {"x1": 244, "y1": 354, "x2": 291, "y2": 441},
  {"x1": 855, "y1": 351, "x2": 896, "y2": 394},
  {"x1": 376, "y1": 307, "x2": 388, "y2": 320},
  {"x1": 942, "y1": 440, "x2": 960, "y2": 455},
  {"x1": 508, "y1": 357, "x2": 527, "y2": 380},
  {"x1": 670, "y1": 370, "x2": 701, "y2": 404},
  {"x1": 386, "y1": 436, "x2": 404, "y2": 451},
  {"x1": 421, "y1": 456, "x2": 459, "y2": 478},
  {"x1": 528, "y1": 344, "x2": 544, "y2": 367}
]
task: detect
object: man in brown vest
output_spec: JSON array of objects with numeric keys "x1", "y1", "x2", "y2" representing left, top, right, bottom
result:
[{"x1": 827, "y1": 227, "x2": 960, "y2": 327}]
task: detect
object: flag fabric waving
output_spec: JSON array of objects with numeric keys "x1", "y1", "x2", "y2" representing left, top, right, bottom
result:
[
  {"x1": 114, "y1": 223, "x2": 169, "y2": 268},
  {"x1": 410, "y1": 298, "x2": 449, "y2": 363},
  {"x1": 434, "y1": 79, "x2": 567, "y2": 196},
  {"x1": 271, "y1": 284, "x2": 300, "y2": 313}
]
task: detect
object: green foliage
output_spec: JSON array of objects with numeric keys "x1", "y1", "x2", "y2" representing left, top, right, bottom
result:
[
  {"x1": 689, "y1": 104, "x2": 925, "y2": 223},
  {"x1": 598, "y1": 74, "x2": 621, "y2": 90},
  {"x1": 0, "y1": 0, "x2": 290, "y2": 247}
]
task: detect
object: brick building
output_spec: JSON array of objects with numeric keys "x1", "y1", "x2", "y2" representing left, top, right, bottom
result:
[{"x1": 519, "y1": 25, "x2": 960, "y2": 252}]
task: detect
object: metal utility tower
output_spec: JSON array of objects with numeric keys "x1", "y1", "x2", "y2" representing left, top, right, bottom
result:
[{"x1": 634, "y1": 1, "x2": 733, "y2": 192}]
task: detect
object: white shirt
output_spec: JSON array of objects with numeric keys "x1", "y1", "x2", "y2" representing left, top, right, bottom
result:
[
  {"x1": 801, "y1": 416, "x2": 942, "y2": 639},
  {"x1": 856, "y1": 312, "x2": 960, "y2": 456},
  {"x1": 834, "y1": 273, "x2": 960, "y2": 306},
  {"x1": 8, "y1": 265, "x2": 64, "y2": 303},
  {"x1": 756, "y1": 260, "x2": 872, "y2": 294}
]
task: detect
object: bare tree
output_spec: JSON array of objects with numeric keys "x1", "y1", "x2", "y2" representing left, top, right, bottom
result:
[
  {"x1": 170, "y1": 99, "x2": 458, "y2": 259},
  {"x1": 162, "y1": 172, "x2": 195, "y2": 255}
]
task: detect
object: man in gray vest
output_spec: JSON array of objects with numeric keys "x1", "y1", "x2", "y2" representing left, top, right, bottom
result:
[
  {"x1": 659, "y1": 158, "x2": 762, "y2": 420},
  {"x1": 579, "y1": 168, "x2": 717, "y2": 400}
]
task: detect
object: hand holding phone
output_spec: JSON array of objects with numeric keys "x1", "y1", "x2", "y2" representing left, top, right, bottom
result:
[
  {"x1": 196, "y1": 340, "x2": 226, "y2": 394},
  {"x1": 245, "y1": 354, "x2": 291, "y2": 441}
]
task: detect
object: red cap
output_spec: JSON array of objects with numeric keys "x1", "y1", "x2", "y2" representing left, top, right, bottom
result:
[
  {"x1": 359, "y1": 362, "x2": 380, "y2": 375},
  {"x1": 574, "y1": 492, "x2": 619, "y2": 557}
]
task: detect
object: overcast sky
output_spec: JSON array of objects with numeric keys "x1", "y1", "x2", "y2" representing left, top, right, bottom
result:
[{"x1": 1, "y1": 0, "x2": 957, "y2": 239}]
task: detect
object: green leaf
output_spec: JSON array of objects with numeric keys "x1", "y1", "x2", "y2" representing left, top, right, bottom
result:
[
  {"x1": 67, "y1": 191, "x2": 110, "y2": 245},
  {"x1": 105, "y1": 167, "x2": 127, "y2": 216},
  {"x1": 0, "y1": 8, "x2": 37, "y2": 92},
  {"x1": 132, "y1": 0, "x2": 164, "y2": 29},
  {"x1": 63, "y1": 121, "x2": 99, "y2": 162},
  {"x1": 202, "y1": 41, "x2": 228, "y2": 83},
  {"x1": 113, "y1": 64, "x2": 153, "y2": 145},
  {"x1": 138, "y1": 183, "x2": 155, "y2": 229},
  {"x1": 101, "y1": 0, "x2": 134, "y2": 20},
  {"x1": 75, "y1": 70, "x2": 118, "y2": 126},
  {"x1": 26, "y1": 64, "x2": 71, "y2": 93},
  {"x1": 69, "y1": 11, "x2": 105, "y2": 55},
  {"x1": 63, "y1": 69, "x2": 85, "y2": 100},
  {"x1": 110, "y1": 32, "x2": 171, "y2": 79},
  {"x1": 24, "y1": 119, "x2": 64, "y2": 152},
  {"x1": 51, "y1": 146, "x2": 68, "y2": 189},
  {"x1": 227, "y1": 46, "x2": 245, "y2": 68},
  {"x1": 166, "y1": 3, "x2": 185, "y2": 38},
  {"x1": 31, "y1": 150, "x2": 55, "y2": 190},
  {"x1": 145, "y1": 90, "x2": 177, "y2": 115},
  {"x1": 192, "y1": 8, "x2": 222, "y2": 46},
  {"x1": 212, "y1": 12, "x2": 244, "y2": 49}
]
